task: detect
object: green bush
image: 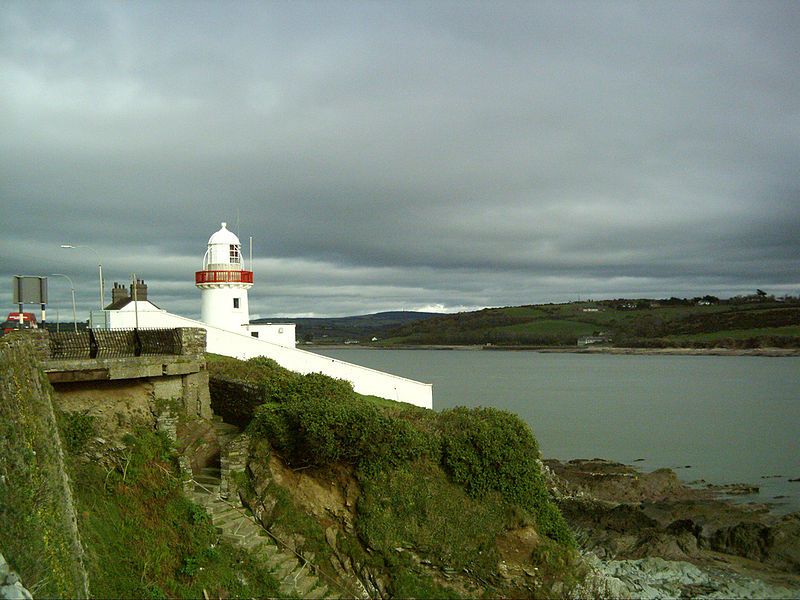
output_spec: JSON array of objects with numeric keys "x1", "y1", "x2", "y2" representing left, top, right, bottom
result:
[
  {"x1": 58, "y1": 410, "x2": 96, "y2": 453},
  {"x1": 438, "y1": 407, "x2": 573, "y2": 545},
  {"x1": 232, "y1": 355, "x2": 573, "y2": 550},
  {"x1": 250, "y1": 389, "x2": 430, "y2": 471},
  {"x1": 207, "y1": 355, "x2": 302, "y2": 425},
  {"x1": 285, "y1": 372, "x2": 354, "y2": 403}
]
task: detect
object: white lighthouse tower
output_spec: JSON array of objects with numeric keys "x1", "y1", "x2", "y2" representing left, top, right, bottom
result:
[{"x1": 195, "y1": 222, "x2": 253, "y2": 332}]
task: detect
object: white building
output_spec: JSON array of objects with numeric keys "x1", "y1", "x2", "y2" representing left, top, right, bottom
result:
[{"x1": 102, "y1": 223, "x2": 433, "y2": 409}]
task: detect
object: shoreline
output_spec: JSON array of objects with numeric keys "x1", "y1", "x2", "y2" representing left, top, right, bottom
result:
[
  {"x1": 547, "y1": 456, "x2": 800, "y2": 517},
  {"x1": 310, "y1": 343, "x2": 800, "y2": 357},
  {"x1": 545, "y1": 457, "x2": 800, "y2": 594}
]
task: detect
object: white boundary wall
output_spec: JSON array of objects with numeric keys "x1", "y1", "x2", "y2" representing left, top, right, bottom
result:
[{"x1": 104, "y1": 307, "x2": 433, "y2": 409}]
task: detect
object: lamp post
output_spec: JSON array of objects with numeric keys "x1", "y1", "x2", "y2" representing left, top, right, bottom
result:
[
  {"x1": 60, "y1": 244, "x2": 105, "y2": 310},
  {"x1": 50, "y1": 273, "x2": 78, "y2": 332}
]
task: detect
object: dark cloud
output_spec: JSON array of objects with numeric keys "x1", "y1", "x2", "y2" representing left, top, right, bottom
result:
[{"x1": 1, "y1": 1, "x2": 798, "y2": 320}]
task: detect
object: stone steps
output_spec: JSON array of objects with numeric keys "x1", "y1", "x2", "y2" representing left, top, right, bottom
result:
[
  {"x1": 189, "y1": 416, "x2": 336, "y2": 599},
  {"x1": 195, "y1": 474, "x2": 221, "y2": 486},
  {"x1": 192, "y1": 481, "x2": 220, "y2": 495},
  {"x1": 210, "y1": 418, "x2": 240, "y2": 450}
]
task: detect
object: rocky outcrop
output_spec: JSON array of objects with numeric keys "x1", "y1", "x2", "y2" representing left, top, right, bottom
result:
[
  {"x1": 0, "y1": 554, "x2": 32, "y2": 600},
  {"x1": 582, "y1": 554, "x2": 798, "y2": 599},
  {"x1": 243, "y1": 441, "x2": 370, "y2": 598},
  {"x1": 547, "y1": 458, "x2": 800, "y2": 597}
]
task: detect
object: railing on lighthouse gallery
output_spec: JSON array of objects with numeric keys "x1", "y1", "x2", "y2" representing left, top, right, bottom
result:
[{"x1": 195, "y1": 270, "x2": 254, "y2": 285}]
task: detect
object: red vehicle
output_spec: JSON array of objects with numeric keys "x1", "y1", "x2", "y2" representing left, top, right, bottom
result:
[{"x1": 2, "y1": 312, "x2": 38, "y2": 335}]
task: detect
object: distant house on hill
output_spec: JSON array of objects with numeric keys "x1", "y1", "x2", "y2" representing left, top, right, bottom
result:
[
  {"x1": 578, "y1": 335, "x2": 612, "y2": 346},
  {"x1": 616, "y1": 302, "x2": 637, "y2": 310}
]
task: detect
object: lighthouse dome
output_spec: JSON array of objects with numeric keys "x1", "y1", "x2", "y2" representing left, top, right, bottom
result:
[
  {"x1": 202, "y1": 222, "x2": 244, "y2": 270},
  {"x1": 208, "y1": 222, "x2": 240, "y2": 245}
]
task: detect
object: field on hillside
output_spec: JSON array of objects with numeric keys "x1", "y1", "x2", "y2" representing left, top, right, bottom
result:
[{"x1": 381, "y1": 298, "x2": 800, "y2": 348}]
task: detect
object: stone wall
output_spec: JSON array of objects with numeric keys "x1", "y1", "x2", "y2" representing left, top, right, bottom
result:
[
  {"x1": 4, "y1": 329, "x2": 50, "y2": 360},
  {"x1": 0, "y1": 337, "x2": 90, "y2": 598},
  {"x1": 182, "y1": 371, "x2": 212, "y2": 419},
  {"x1": 178, "y1": 327, "x2": 207, "y2": 358},
  {"x1": 220, "y1": 433, "x2": 250, "y2": 500},
  {"x1": 43, "y1": 327, "x2": 212, "y2": 422}
]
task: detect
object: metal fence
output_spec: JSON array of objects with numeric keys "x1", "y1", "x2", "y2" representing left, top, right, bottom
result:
[{"x1": 49, "y1": 328, "x2": 183, "y2": 359}]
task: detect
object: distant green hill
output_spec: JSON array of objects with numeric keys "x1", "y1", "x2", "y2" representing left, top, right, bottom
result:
[
  {"x1": 381, "y1": 297, "x2": 800, "y2": 349},
  {"x1": 251, "y1": 311, "x2": 440, "y2": 343}
]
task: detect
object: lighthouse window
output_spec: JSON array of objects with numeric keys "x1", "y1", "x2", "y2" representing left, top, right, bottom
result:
[
  {"x1": 233, "y1": 298, "x2": 240, "y2": 309},
  {"x1": 229, "y1": 244, "x2": 240, "y2": 263}
]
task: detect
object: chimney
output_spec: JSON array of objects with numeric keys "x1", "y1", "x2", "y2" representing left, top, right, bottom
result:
[
  {"x1": 111, "y1": 282, "x2": 129, "y2": 305},
  {"x1": 130, "y1": 279, "x2": 148, "y2": 302}
]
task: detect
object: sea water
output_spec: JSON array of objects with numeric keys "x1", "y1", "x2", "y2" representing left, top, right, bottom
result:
[{"x1": 313, "y1": 348, "x2": 800, "y2": 513}]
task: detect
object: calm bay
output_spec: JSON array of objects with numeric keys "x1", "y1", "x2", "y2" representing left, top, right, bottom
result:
[{"x1": 313, "y1": 348, "x2": 800, "y2": 513}]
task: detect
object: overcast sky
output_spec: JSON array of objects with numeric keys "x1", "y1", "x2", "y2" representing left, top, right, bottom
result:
[{"x1": 2, "y1": 1, "x2": 798, "y2": 320}]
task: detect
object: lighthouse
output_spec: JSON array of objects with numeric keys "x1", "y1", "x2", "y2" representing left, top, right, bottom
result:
[{"x1": 195, "y1": 222, "x2": 253, "y2": 332}]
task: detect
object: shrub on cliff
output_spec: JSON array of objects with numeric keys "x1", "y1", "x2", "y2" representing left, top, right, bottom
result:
[
  {"x1": 58, "y1": 410, "x2": 96, "y2": 453},
  {"x1": 250, "y1": 382, "x2": 430, "y2": 471},
  {"x1": 282, "y1": 371, "x2": 354, "y2": 403},
  {"x1": 230, "y1": 355, "x2": 572, "y2": 546},
  {"x1": 357, "y1": 460, "x2": 507, "y2": 580},
  {"x1": 208, "y1": 355, "x2": 298, "y2": 402},
  {"x1": 438, "y1": 406, "x2": 573, "y2": 544}
]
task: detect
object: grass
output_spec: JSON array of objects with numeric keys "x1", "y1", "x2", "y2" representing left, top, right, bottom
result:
[
  {"x1": 69, "y1": 429, "x2": 280, "y2": 599},
  {"x1": 498, "y1": 305, "x2": 547, "y2": 319},
  {"x1": 358, "y1": 393, "x2": 420, "y2": 411},
  {"x1": 358, "y1": 459, "x2": 506, "y2": 580},
  {"x1": 496, "y1": 319, "x2": 598, "y2": 336}
]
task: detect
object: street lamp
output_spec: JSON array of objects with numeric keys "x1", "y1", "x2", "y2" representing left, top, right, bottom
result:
[
  {"x1": 50, "y1": 273, "x2": 78, "y2": 332},
  {"x1": 60, "y1": 244, "x2": 105, "y2": 310}
]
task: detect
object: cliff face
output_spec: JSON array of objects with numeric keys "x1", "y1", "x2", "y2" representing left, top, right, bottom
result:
[
  {"x1": 209, "y1": 354, "x2": 579, "y2": 598},
  {"x1": 0, "y1": 336, "x2": 90, "y2": 598}
]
